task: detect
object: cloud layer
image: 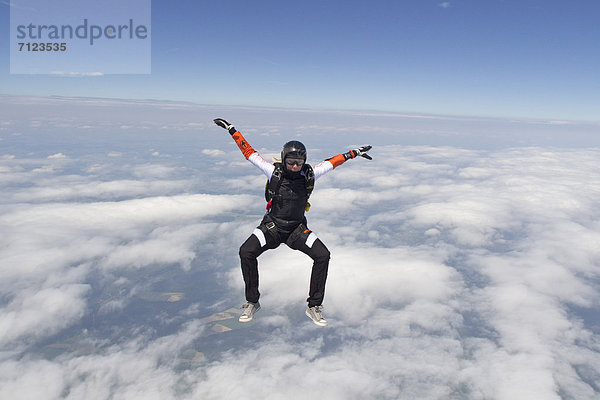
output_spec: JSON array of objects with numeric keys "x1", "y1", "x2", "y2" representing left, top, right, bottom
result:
[{"x1": 1, "y1": 97, "x2": 599, "y2": 399}]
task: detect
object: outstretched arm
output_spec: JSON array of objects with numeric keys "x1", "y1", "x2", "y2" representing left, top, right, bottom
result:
[
  {"x1": 327, "y1": 145, "x2": 372, "y2": 167},
  {"x1": 214, "y1": 118, "x2": 255, "y2": 159},
  {"x1": 214, "y1": 118, "x2": 275, "y2": 178},
  {"x1": 313, "y1": 145, "x2": 372, "y2": 180}
]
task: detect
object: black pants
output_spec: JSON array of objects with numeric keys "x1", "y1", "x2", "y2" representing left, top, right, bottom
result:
[{"x1": 239, "y1": 221, "x2": 330, "y2": 307}]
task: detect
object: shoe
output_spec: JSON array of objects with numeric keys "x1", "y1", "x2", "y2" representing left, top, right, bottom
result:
[
  {"x1": 239, "y1": 301, "x2": 260, "y2": 322},
  {"x1": 305, "y1": 305, "x2": 327, "y2": 327}
]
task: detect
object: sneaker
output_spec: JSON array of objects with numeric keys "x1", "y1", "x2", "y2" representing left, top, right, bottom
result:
[
  {"x1": 305, "y1": 305, "x2": 327, "y2": 327},
  {"x1": 239, "y1": 301, "x2": 260, "y2": 322}
]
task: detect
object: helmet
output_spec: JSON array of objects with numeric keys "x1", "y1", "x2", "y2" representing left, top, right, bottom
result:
[{"x1": 281, "y1": 140, "x2": 307, "y2": 162}]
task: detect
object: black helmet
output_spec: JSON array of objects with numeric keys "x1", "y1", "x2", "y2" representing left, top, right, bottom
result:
[{"x1": 281, "y1": 140, "x2": 307, "y2": 162}]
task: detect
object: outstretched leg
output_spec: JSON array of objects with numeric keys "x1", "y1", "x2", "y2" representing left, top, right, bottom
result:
[
  {"x1": 293, "y1": 238, "x2": 331, "y2": 307},
  {"x1": 239, "y1": 228, "x2": 280, "y2": 304},
  {"x1": 239, "y1": 235, "x2": 262, "y2": 304}
]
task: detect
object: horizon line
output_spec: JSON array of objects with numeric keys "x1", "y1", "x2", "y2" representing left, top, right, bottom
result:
[{"x1": 1, "y1": 93, "x2": 598, "y2": 126}]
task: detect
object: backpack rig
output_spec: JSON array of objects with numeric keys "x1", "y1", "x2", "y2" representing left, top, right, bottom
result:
[{"x1": 265, "y1": 162, "x2": 314, "y2": 212}]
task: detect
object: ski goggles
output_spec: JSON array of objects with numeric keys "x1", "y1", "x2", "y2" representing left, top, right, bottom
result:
[{"x1": 285, "y1": 158, "x2": 304, "y2": 167}]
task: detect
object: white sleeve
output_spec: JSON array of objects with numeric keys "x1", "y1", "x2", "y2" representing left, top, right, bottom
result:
[
  {"x1": 248, "y1": 152, "x2": 275, "y2": 180},
  {"x1": 313, "y1": 160, "x2": 334, "y2": 181}
]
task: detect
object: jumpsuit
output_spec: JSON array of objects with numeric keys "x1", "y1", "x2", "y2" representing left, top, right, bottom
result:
[{"x1": 230, "y1": 129, "x2": 351, "y2": 307}]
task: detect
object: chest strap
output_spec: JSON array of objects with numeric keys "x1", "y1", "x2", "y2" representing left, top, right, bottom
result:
[{"x1": 265, "y1": 163, "x2": 314, "y2": 210}]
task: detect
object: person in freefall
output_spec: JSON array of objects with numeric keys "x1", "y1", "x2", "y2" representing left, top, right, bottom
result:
[{"x1": 214, "y1": 118, "x2": 372, "y2": 326}]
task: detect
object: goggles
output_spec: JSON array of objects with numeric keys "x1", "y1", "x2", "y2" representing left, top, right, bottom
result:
[{"x1": 285, "y1": 158, "x2": 304, "y2": 167}]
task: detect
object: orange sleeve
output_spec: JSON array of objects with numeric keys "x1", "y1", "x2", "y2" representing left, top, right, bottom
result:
[
  {"x1": 231, "y1": 131, "x2": 256, "y2": 160},
  {"x1": 328, "y1": 153, "x2": 347, "y2": 169}
]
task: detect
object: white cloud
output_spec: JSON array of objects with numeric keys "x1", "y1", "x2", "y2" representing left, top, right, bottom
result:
[
  {"x1": 132, "y1": 164, "x2": 177, "y2": 179},
  {"x1": 7, "y1": 178, "x2": 193, "y2": 203},
  {"x1": 201, "y1": 149, "x2": 225, "y2": 156},
  {"x1": 0, "y1": 192, "x2": 256, "y2": 351},
  {"x1": 47, "y1": 153, "x2": 67, "y2": 159},
  {"x1": 1, "y1": 97, "x2": 599, "y2": 399},
  {"x1": 215, "y1": 144, "x2": 599, "y2": 399},
  {"x1": 0, "y1": 284, "x2": 90, "y2": 344}
]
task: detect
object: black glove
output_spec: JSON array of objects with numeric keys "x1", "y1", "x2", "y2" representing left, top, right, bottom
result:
[
  {"x1": 343, "y1": 145, "x2": 372, "y2": 160},
  {"x1": 213, "y1": 118, "x2": 237, "y2": 135}
]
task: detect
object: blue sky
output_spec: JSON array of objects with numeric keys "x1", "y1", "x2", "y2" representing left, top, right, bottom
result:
[{"x1": 1, "y1": 0, "x2": 599, "y2": 121}]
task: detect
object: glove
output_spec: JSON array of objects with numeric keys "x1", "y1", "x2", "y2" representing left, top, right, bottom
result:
[
  {"x1": 344, "y1": 145, "x2": 372, "y2": 160},
  {"x1": 213, "y1": 118, "x2": 237, "y2": 135}
]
